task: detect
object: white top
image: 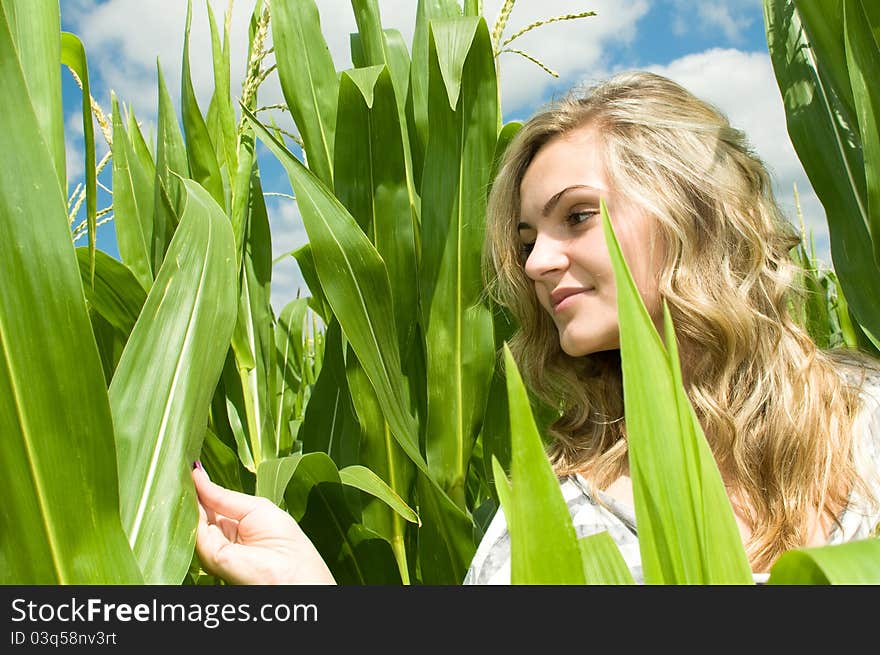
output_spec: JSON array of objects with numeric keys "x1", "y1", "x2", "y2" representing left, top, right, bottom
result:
[{"x1": 463, "y1": 367, "x2": 880, "y2": 585}]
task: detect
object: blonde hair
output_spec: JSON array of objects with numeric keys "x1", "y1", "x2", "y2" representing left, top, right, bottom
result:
[{"x1": 483, "y1": 71, "x2": 879, "y2": 571}]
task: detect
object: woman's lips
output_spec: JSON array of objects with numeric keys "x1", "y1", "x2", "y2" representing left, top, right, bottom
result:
[{"x1": 552, "y1": 288, "x2": 595, "y2": 313}]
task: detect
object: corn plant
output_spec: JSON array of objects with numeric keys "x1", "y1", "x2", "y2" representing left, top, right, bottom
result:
[
  {"x1": 0, "y1": 0, "x2": 238, "y2": 584},
  {"x1": 764, "y1": 0, "x2": 880, "y2": 355}
]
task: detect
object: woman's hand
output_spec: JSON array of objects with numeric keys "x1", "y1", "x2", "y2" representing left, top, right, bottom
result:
[{"x1": 191, "y1": 464, "x2": 336, "y2": 585}]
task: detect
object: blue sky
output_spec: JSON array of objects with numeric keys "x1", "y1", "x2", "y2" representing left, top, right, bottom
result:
[{"x1": 60, "y1": 0, "x2": 828, "y2": 313}]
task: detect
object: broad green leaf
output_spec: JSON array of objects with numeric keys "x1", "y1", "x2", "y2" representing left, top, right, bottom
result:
[
  {"x1": 345, "y1": 351, "x2": 416, "y2": 582},
  {"x1": 490, "y1": 120, "x2": 522, "y2": 192},
  {"x1": 768, "y1": 538, "x2": 880, "y2": 584},
  {"x1": 578, "y1": 532, "x2": 637, "y2": 585},
  {"x1": 496, "y1": 345, "x2": 586, "y2": 585},
  {"x1": 844, "y1": 0, "x2": 880, "y2": 263},
  {"x1": 602, "y1": 200, "x2": 753, "y2": 584},
  {"x1": 299, "y1": 320, "x2": 361, "y2": 465},
  {"x1": 335, "y1": 65, "x2": 419, "y2": 359},
  {"x1": 421, "y1": 17, "x2": 497, "y2": 507},
  {"x1": 1, "y1": 0, "x2": 64, "y2": 188},
  {"x1": 230, "y1": 171, "x2": 277, "y2": 467},
  {"x1": 205, "y1": 1, "x2": 238, "y2": 179},
  {"x1": 292, "y1": 244, "x2": 332, "y2": 323},
  {"x1": 793, "y1": 0, "x2": 856, "y2": 117},
  {"x1": 111, "y1": 94, "x2": 154, "y2": 291},
  {"x1": 463, "y1": 0, "x2": 482, "y2": 17},
  {"x1": 152, "y1": 62, "x2": 190, "y2": 273},
  {"x1": 272, "y1": 0, "x2": 338, "y2": 188},
  {"x1": 61, "y1": 32, "x2": 96, "y2": 287},
  {"x1": 409, "y1": 0, "x2": 462, "y2": 185},
  {"x1": 247, "y1": 110, "x2": 427, "y2": 476},
  {"x1": 764, "y1": 0, "x2": 880, "y2": 344},
  {"x1": 127, "y1": 106, "x2": 157, "y2": 176},
  {"x1": 181, "y1": 0, "x2": 224, "y2": 208},
  {"x1": 350, "y1": 3, "x2": 411, "y2": 131},
  {"x1": 339, "y1": 465, "x2": 420, "y2": 525},
  {"x1": 282, "y1": 452, "x2": 401, "y2": 584},
  {"x1": 0, "y1": 6, "x2": 141, "y2": 582},
  {"x1": 256, "y1": 454, "x2": 303, "y2": 507},
  {"x1": 790, "y1": 241, "x2": 832, "y2": 347},
  {"x1": 87, "y1": 306, "x2": 127, "y2": 386},
  {"x1": 478, "y1": 355, "x2": 511, "y2": 500},
  {"x1": 75, "y1": 247, "x2": 147, "y2": 339},
  {"x1": 110, "y1": 180, "x2": 237, "y2": 584},
  {"x1": 415, "y1": 470, "x2": 477, "y2": 584},
  {"x1": 200, "y1": 426, "x2": 246, "y2": 495},
  {"x1": 216, "y1": 351, "x2": 256, "y2": 473},
  {"x1": 275, "y1": 297, "x2": 310, "y2": 455}
]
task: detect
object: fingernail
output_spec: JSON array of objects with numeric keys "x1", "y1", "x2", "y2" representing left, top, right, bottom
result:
[{"x1": 194, "y1": 460, "x2": 204, "y2": 472}]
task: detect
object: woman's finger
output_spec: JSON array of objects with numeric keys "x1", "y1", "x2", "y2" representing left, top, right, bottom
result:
[{"x1": 192, "y1": 466, "x2": 264, "y2": 521}]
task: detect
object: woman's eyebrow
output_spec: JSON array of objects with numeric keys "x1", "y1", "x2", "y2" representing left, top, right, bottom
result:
[{"x1": 542, "y1": 184, "x2": 601, "y2": 216}]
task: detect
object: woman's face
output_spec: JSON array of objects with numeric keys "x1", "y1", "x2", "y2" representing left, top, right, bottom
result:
[{"x1": 518, "y1": 124, "x2": 665, "y2": 357}]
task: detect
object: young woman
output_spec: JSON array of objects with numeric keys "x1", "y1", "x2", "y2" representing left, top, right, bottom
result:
[{"x1": 192, "y1": 71, "x2": 880, "y2": 585}]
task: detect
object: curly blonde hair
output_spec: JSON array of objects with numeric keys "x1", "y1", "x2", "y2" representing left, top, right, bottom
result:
[{"x1": 483, "y1": 71, "x2": 879, "y2": 571}]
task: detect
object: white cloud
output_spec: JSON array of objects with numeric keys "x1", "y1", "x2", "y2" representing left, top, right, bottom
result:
[{"x1": 668, "y1": 0, "x2": 756, "y2": 44}]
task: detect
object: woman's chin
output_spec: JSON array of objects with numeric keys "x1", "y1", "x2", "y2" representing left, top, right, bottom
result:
[{"x1": 559, "y1": 333, "x2": 619, "y2": 358}]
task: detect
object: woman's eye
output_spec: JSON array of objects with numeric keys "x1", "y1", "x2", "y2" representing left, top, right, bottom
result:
[{"x1": 569, "y1": 210, "x2": 598, "y2": 225}]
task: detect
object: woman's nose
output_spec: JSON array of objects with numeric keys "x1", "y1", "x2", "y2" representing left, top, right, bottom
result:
[{"x1": 523, "y1": 235, "x2": 568, "y2": 281}]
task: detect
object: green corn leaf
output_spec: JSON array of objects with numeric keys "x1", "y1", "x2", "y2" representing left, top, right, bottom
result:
[
  {"x1": 298, "y1": 320, "x2": 362, "y2": 464},
  {"x1": 275, "y1": 297, "x2": 310, "y2": 456},
  {"x1": 463, "y1": 0, "x2": 482, "y2": 17},
  {"x1": 335, "y1": 65, "x2": 419, "y2": 360},
  {"x1": 127, "y1": 106, "x2": 157, "y2": 175},
  {"x1": 216, "y1": 351, "x2": 257, "y2": 474},
  {"x1": 111, "y1": 94, "x2": 155, "y2": 291},
  {"x1": 60, "y1": 32, "x2": 96, "y2": 287},
  {"x1": 421, "y1": 16, "x2": 497, "y2": 507},
  {"x1": 494, "y1": 345, "x2": 587, "y2": 585},
  {"x1": 345, "y1": 351, "x2": 416, "y2": 583},
  {"x1": 768, "y1": 538, "x2": 880, "y2": 584},
  {"x1": 152, "y1": 61, "x2": 190, "y2": 272},
  {"x1": 110, "y1": 180, "x2": 237, "y2": 584},
  {"x1": 272, "y1": 0, "x2": 338, "y2": 188},
  {"x1": 579, "y1": 532, "x2": 637, "y2": 585},
  {"x1": 292, "y1": 244, "x2": 333, "y2": 323},
  {"x1": 350, "y1": 2, "x2": 411, "y2": 123},
  {"x1": 339, "y1": 465, "x2": 420, "y2": 525},
  {"x1": 256, "y1": 454, "x2": 303, "y2": 507},
  {"x1": 844, "y1": 0, "x2": 880, "y2": 264},
  {"x1": 230, "y1": 170, "x2": 277, "y2": 467},
  {"x1": 282, "y1": 452, "x2": 401, "y2": 584},
  {"x1": 200, "y1": 426, "x2": 246, "y2": 495},
  {"x1": 75, "y1": 247, "x2": 147, "y2": 339},
  {"x1": 410, "y1": 0, "x2": 462, "y2": 184},
  {"x1": 181, "y1": 0, "x2": 224, "y2": 208},
  {"x1": 414, "y1": 470, "x2": 477, "y2": 584},
  {"x1": 87, "y1": 306, "x2": 128, "y2": 386},
  {"x1": 764, "y1": 0, "x2": 880, "y2": 345},
  {"x1": 247, "y1": 109, "x2": 427, "y2": 476},
  {"x1": 0, "y1": 4, "x2": 141, "y2": 582},
  {"x1": 602, "y1": 200, "x2": 753, "y2": 584},
  {"x1": 205, "y1": 0, "x2": 237, "y2": 178},
  {"x1": 1, "y1": 0, "x2": 64, "y2": 188}
]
